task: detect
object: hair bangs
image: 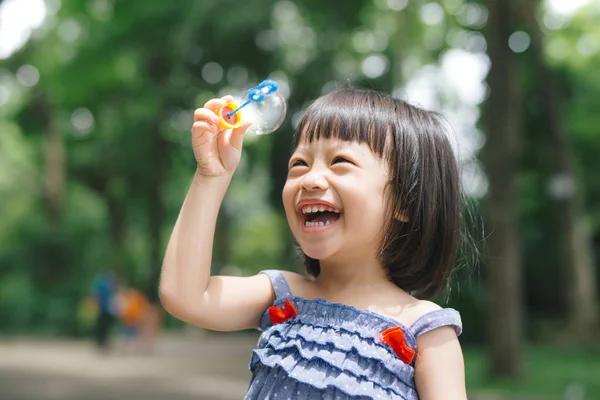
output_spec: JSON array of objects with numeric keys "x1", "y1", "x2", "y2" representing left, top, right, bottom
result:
[{"x1": 292, "y1": 89, "x2": 397, "y2": 158}]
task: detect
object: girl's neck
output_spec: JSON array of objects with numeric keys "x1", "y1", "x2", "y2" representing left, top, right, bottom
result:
[{"x1": 314, "y1": 255, "x2": 391, "y2": 297}]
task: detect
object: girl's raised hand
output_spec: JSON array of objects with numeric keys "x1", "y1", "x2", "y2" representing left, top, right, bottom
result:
[{"x1": 191, "y1": 95, "x2": 252, "y2": 177}]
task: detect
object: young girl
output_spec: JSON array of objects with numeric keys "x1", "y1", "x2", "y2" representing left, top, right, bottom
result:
[{"x1": 160, "y1": 88, "x2": 467, "y2": 399}]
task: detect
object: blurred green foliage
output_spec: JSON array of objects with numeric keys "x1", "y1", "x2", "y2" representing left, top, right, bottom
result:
[
  {"x1": 465, "y1": 346, "x2": 600, "y2": 397},
  {"x1": 0, "y1": 0, "x2": 598, "y2": 349}
]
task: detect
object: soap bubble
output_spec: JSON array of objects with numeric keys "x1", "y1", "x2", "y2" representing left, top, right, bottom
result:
[
  {"x1": 240, "y1": 89, "x2": 286, "y2": 135},
  {"x1": 219, "y1": 79, "x2": 287, "y2": 135}
]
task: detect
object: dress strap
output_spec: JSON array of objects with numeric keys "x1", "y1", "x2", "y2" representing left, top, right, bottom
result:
[
  {"x1": 259, "y1": 270, "x2": 292, "y2": 300},
  {"x1": 409, "y1": 308, "x2": 463, "y2": 338}
]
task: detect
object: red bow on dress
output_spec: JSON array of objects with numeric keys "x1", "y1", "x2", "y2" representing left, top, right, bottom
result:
[
  {"x1": 380, "y1": 326, "x2": 415, "y2": 364},
  {"x1": 268, "y1": 299, "x2": 298, "y2": 325}
]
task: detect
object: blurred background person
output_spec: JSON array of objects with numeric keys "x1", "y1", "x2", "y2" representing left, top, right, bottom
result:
[{"x1": 90, "y1": 269, "x2": 119, "y2": 353}]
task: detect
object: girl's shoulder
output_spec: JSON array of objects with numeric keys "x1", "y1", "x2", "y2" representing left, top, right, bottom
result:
[
  {"x1": 273, "y1": 269, "x2": 317, "y2": 295},
  {"x1": 389, "y1": 299, "x2": 443, "y2": 326},
  {"x1": 375, "y1": 290, "x2": 462, "y2": 338},
  {"x1": 279, "y1": 269, "x2": 310, "y2": 285},
  {"x1": 258, "y1": 269, "x2": 312, "y2": 301}
]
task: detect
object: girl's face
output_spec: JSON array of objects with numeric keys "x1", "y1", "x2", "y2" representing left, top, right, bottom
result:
[{"x1": 282, "y1": 138, "x2": 390, "y2": 264}]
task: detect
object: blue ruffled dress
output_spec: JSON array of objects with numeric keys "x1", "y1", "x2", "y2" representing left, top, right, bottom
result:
[{"x1": 245, "y1": 270, "x2": 462, "y2": 399}]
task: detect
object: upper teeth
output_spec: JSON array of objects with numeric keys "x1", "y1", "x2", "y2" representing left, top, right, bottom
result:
[{"x1": 301, "y1": 205, "x2": 340, "y2": 214}]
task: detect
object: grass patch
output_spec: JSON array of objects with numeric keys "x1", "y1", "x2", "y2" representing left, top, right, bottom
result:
[{"x1": 465, "y1": 346, "x2": 600, "y2": 399}]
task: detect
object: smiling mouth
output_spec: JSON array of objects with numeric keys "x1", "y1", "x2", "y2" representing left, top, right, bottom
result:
[{"x1": 300, "y1": 206, "x2": 341, "y2": 228}]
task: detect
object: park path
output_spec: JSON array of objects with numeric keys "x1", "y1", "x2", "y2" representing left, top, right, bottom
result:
[
  {"x1": 0, "y1": 331, "x2": 557, "y2": 400},
  {"x1": 0, "y1": 330, "x2": 258, "y2": 400}
]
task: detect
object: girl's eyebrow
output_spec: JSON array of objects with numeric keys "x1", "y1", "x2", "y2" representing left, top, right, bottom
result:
[
  {"x1": 291, "y1": 148, "x2": 308, "y2": 157},
  {"x1": 293, "y1": 143, "x2": 310, "y2": 153},
  {"x1": 333, "y1": 142, "x2": 366, "y2": 155}
]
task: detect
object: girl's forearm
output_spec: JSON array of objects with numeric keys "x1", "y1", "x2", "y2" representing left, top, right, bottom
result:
[{"x1": 159, "y1": 170, "x2": 232, "y2": 321}]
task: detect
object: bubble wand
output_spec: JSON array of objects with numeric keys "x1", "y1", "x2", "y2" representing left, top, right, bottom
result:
[{"x1": 217, "y1": 79, "x2": 286, "y2": 135}]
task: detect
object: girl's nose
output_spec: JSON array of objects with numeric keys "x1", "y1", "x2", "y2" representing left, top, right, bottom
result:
[{"x1": 300, "y1": 169, "x2": 329, "y2": 191}]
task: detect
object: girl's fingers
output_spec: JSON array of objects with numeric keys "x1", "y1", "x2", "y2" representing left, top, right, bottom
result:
[
  {"x1": 197, "y1": 95, "x2": 248, "y2": 150},
  {"x1": 203, "y1": 95, "x2": 235, "y2": 113},
  {"x1": 192, "y1": 120, "x2": 219, "y2": 133},
  {"x1": 203, "y1": 98, "x2": 227, "y2": 113},
  {"x1": 194, "y1": 108, "x2": 221, "y2": 124},
  {"x1": 228, "y1": 121, "x2": 252, "y2": 151},
  {"x1": 221, "y1": 95, "x2": 234, "y2": 103}
]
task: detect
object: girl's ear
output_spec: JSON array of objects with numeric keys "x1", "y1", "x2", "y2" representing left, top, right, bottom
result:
[{"x1": 396, "y1": 209, "x2": 409, "y2": 223}]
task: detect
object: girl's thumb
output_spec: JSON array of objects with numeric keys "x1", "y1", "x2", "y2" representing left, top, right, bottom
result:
[{"x1": 229, "y1": 121, "x2": 252, "y2": 150}]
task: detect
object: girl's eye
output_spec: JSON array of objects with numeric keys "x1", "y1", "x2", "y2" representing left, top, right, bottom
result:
[
  {"x1": 332, "y1": 156, "x2": 351, "y2": 164},
  {"x1": 290, "y1": 159, "x2": 307, "y2": 168}
]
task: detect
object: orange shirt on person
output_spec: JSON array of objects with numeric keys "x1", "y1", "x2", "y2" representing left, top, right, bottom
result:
[{"x1": 118, "y1": 289, "x2": 149, "y2": 328}]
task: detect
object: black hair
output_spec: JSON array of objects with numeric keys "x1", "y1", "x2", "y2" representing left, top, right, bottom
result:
[{"x1": 292, "y1": 88, "x2": 464, "y2": 299}]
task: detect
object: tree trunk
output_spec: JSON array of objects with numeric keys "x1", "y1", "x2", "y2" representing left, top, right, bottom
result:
[
  {"x1": 522, "y1": 1, "x2": 599, "y2": 340},
  {"x1": 483, "y1": 0, "x2": 523, "y2": 379},
  {"x1": 145, "y1": 51, "x2": 171, "y2": 300},
  {"x1": 147, "y1": 119, "x2": 167, "y2": 301},
  {"x1": 106, "y1": 182, "x2": 128, "y2": 274},
  {"x1": 35, "y1": 93, "x2": 64, "y2": 229}
]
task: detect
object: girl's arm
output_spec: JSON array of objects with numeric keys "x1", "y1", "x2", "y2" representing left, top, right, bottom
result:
[
  {"x1": 158, "y1": 95, "x2": 275, "y2": 331},
  {"x1": 159, "y1": 173, "x2": 275, "y2": 331},
  {"x1": 414, "y1": 327, "x2": 468, "y2": 399}
]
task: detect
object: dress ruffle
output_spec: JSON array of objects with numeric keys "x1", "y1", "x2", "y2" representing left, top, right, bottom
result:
[
  {"x1": 250, "y1": 365, "x2": 392, "y2": 400},
  {"x1": 259, "y1": 297, "x2": 417, "y2": 349},
  {"x1": 247, "y1": 297, "x2": 418, "y2": 399},
  {"x1": 250, "y1": 340, "x2": 415, "y2": 398},
  {"x1": 258, "y1": 323, "x2": 415, "y2": 383}
]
